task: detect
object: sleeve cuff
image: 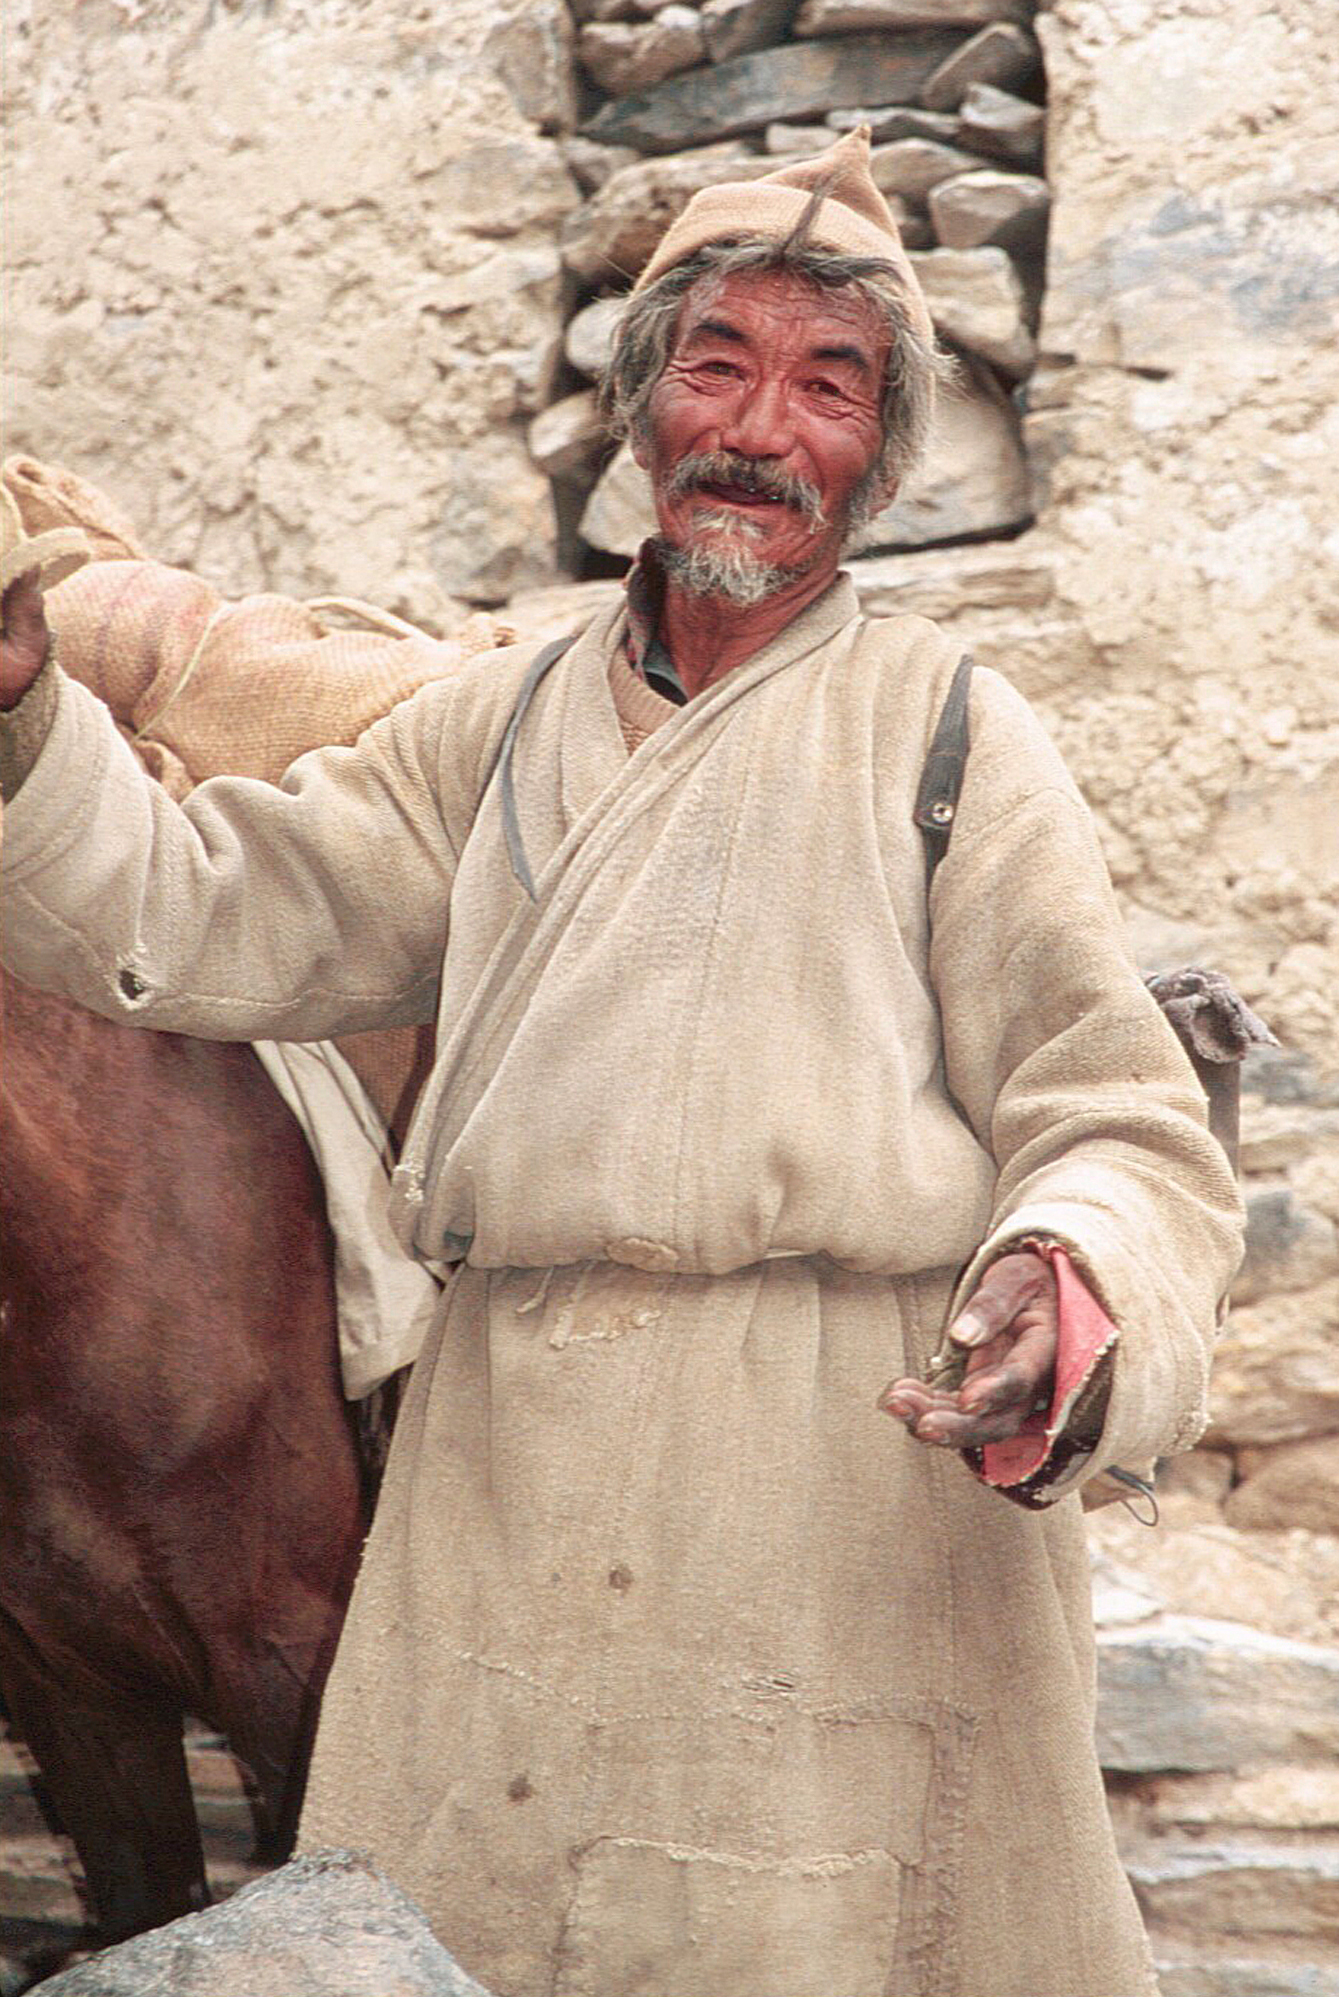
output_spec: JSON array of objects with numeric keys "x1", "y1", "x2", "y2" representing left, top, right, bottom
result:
[{"x1": 969, "y1": 1243, "x2": 1119, "y2": 1507}]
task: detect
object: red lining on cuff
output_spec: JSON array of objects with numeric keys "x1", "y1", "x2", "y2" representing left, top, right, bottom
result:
[{"x1": 979, "y1": 1244, "x2": 1117, "y2": 1488}]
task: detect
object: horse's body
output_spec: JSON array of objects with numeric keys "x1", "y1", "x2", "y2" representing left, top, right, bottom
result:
[{"x1": 0, "y1": 966, "x2": 367, "y2": 1952}]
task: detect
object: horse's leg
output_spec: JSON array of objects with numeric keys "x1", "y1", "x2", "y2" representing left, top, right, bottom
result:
[
  {"x1": 209, "y1": 1653, "x2": 314, "y2": 1865},
  {"x1": 0, "y1": 1613, "x2": 208, "y2": 1943},
  {"x1": 206, "y1": 1559, "x2": 360, "y2": 1867}
]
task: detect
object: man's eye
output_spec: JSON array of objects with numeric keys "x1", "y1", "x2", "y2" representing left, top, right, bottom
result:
[
  {"x1": 809, "y1": 379, "x2": 846, "y2": 400},
  {"x1": 699, "y1": 359, "x2": 739, "y2": 377}
]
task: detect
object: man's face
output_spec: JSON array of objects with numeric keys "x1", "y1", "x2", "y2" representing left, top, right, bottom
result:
[{"x1": 635, "y1": 267, "x2": 893, "y2": 600}]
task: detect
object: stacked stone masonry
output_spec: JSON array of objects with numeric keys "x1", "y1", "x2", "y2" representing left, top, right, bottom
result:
[
  {"x1": 4, "y1": 0, "x2": 1339, "y2": 1991},
  {"x1": 553, "y1": 0, "x2": 1049, "y2": 565}
]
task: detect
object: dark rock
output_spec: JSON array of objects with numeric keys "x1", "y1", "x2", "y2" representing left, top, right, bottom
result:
[
  {"x1": 827, "y1": 104, "x2": 962, "y2": 144},
  {"x1": 560, "y1": 136, "x2": 640, "y2": 194},
  {"x1": 570, "y1": 0, "x2": 640, "y2": 22},
  {"x1": 796, "y1": 0, "x2": 1030, "y2": 31},
  {"x1": 849, "y1": 359, "x2": 1031, "y2": 551},
  {"x1": 485, "y1": 2, "x2": 579, "y2": 134},
  {"x1": 528, "y1": 390, "x2": 608, "y2": 479},
  {"x1": 564, "y1": 293, "x2": 628, "y2": 377},
  {"x1": 579, "y1": 8, "x2": 706, "y2": 97},
  {"x1": 870, "y1": 135, "x2": 983, "y2": 199},
  {"x1": 920, "y1": 21, "x2": 1040, "y2": 111},
  {"x1": 846, "y1": 542, "x2": 1056, "y2": 620},
  {"x1": 701, "y1": 0, "x2": 803, "y2": 65},
  {"x1": 28, "y1": 1850, "x2": 494, "y2": 1996},
  {"x1": 957, "y1": 80, "x2": 1044, "y2": 165},
  {"x1": 1225, "y1": 1435, "x2": 1339, "y2": 1536},
  {"x1": 584, "y1": 30, "x2": 965, "y2": 152},
  {"x1": 1235, "y1": 1188, "x2": 1339, "y2": 1306},
  {"x1": 1126, "y1": 1842, "x2": 1339, "y2": 1944},
  {"x1": 894, "y1": 207, "x2": 935, "y2": 248},
  {"x1": 763, "y1": 121, "x2": 836, "y2": 152},
  {"x1": 578, "y1": 440, "x2": 654, "y2": 554},
  {"x1": 928, "y1": 166, "x2": 1049, "y2": 250},
  {"x1": 1241, "y1": 1045, "x2": 1335, "y2": 1107}
]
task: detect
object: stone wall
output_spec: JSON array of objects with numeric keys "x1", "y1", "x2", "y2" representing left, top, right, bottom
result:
[
  {"x1": 4, "y1": 0, "x2": 1339, "y2": 1988},
  {"x1": 549, "y1": 0, "x2": 1049, "y2": 566}
]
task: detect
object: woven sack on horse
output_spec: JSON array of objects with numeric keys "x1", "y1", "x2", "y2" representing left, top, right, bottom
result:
[{"x1": 3, "y1": 454, "x2": 507, "y2": 1139}]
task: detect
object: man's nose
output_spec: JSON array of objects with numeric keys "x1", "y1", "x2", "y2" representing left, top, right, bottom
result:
[{"x1": 719, "y1": 375, "x2": 795, "y2": 461}]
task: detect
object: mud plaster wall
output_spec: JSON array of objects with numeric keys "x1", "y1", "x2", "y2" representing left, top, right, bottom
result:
[
  {"x1": 4, "y1": 6, "x2": 1339, "y2": 1523},
  {"x1": 2, "y1": 0, "x2": 580, "y2": 622}
]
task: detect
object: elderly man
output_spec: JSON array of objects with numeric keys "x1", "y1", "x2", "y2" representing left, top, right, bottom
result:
[{"x1": 0, "y1": 134, "x2": 1240, "y2": 1996}]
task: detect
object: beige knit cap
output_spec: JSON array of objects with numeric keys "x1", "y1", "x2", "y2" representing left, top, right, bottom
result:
[{"x1": 633, "y1": 127, "x2": 933, "y2": 345}]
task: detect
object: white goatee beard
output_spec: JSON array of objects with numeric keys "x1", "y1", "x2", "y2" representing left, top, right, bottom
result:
[{"x1": 654, "y1": 512, "x2": 811, "y2": 609}]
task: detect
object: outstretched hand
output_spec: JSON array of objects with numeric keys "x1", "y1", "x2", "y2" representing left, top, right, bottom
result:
[
  {"x1": 0, "y1": 572, "x2": 52, "y2": 710},
  {"x1": 879, "y1": 1250, "x2": 1058, "y2": 1451}
]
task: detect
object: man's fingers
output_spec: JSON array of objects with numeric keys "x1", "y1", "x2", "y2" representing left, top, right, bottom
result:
[
  {"x1": 878, "y1": 1379, "x2": 958, "y2": 1420},
  {"x1": 881, "y1": 1298, "x2": 1057, "y2": 1449},
  {"x1": 958, "y1": 1320, "x2": 1056, "y2": 1416},
  {"x1": 949, "y1": 1250, "x2": 1050, "y2": 1349},
  {"x1": 881, "y1": 1252, "x2": 1059, "y2": 1448},
  {"x1": 912, "y1": 1402, "x2": 1042, "y2": 1449}
]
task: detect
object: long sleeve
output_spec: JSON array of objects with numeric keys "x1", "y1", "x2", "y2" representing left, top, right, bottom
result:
[
  {"x1": 928, "y1": 667, "x2": 1244, "y2": 1499},
  {"x1": 0, "y1": 654, "x2": 524, "y2": 1044}
]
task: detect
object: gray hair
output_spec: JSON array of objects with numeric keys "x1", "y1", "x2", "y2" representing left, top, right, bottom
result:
[{"x1": 601, "y1": 234, "x2": 952, "y2": 499}]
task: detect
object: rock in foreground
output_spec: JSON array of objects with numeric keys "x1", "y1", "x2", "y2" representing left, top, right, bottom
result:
[{"x1": 30, "y1": 1851, "x2": 494, "y2": 1997}]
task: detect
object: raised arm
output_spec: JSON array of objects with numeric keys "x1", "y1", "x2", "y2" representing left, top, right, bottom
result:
[{"x1": 1, "y1": 571, "x2": 522, "y2": 1045}]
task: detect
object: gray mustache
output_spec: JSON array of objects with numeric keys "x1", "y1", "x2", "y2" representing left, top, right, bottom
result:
[{"x1": 665, "y1": 451, "x2": 826, "y2": 530}]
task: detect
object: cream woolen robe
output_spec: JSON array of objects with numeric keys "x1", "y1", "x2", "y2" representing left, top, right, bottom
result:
[{"x1": 1, "y1": 576, "x2": 1242, "y2": 1997}]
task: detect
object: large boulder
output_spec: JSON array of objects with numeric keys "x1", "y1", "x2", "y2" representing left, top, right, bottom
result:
[
  {"x1": 1095, "y1": 1615, "x2": 1339, "y2": 1776},
  {"x1": 909, "y1": 244, "x2": 1036, "y2": 373},
  {"x1": 851, "y1": 361, "x2": 1032, "y2": 551},
  {"x1": 30, "y1": 1850, "x2": 493, "y2": 1997}
]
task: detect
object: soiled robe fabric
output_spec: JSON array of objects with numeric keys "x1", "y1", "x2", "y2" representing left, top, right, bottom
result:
[{"x1": 0, "y1": 574, "x2": 1242, "y2": 1996}]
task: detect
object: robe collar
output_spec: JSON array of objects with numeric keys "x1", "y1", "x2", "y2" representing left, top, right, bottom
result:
[
  {"x1": 623, "y1": 540, "x2": 861, "y2": 709},
  {"x1": 553, "y1": 547, "x2": 862, "y2": 836}
]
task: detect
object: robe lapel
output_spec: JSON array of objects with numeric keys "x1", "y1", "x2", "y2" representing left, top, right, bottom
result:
[{"x1": 553, "y1": 571, "x2": 860, "y2": 858}]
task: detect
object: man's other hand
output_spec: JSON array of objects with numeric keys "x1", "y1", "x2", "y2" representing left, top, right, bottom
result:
[
  {"x1": 1, "y1": 572, "x2": 53, "y2": 709},
  {"x1": 878, "y1": 1251, "x2": 1058, "y2": 1450}
]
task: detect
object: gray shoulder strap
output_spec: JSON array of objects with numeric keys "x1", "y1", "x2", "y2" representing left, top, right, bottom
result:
[
  {"x1": 912, "y1": 653, "x2": 974, "y2": 883},
  {"x1": 487, "y1": 631, "x2": 579, "y2": 900}
]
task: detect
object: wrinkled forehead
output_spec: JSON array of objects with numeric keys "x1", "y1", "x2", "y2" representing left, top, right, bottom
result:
[{"x1": 670, "y1": 265, "x2": 888, "y2": 365}]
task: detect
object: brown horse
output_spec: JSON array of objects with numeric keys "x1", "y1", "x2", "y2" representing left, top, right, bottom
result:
[{"x1": 0, "y1": 965, "x2": 369, "y2": 1962}]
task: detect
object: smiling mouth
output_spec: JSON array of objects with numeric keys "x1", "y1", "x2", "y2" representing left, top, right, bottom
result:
[
  {"x1": 695, "y1": 482, "x2": 786, "y2": 510},
  {"x1": 666, "y1": 451, "x2": 827, "y2": 529}
]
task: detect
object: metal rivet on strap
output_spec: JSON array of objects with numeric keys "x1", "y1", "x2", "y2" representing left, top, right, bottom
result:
[{"x1": 928, "y1": 800, "x2": 955, "y2": 826}]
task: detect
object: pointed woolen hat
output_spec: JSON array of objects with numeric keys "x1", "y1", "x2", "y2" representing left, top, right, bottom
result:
[{"x1": 632, "y1": 126, "x2": 934, "y2": 347}]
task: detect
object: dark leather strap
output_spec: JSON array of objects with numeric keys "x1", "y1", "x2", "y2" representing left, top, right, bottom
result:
[
  {"x1": 912, "y1": 653, "x2": 974, "y2": 882},
  {"x1": 498, "y1": 638, "x2": 973, "y2": 900},
  {"x1": 488, "y1": 631, "x2": 579, "y2": 899}
]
